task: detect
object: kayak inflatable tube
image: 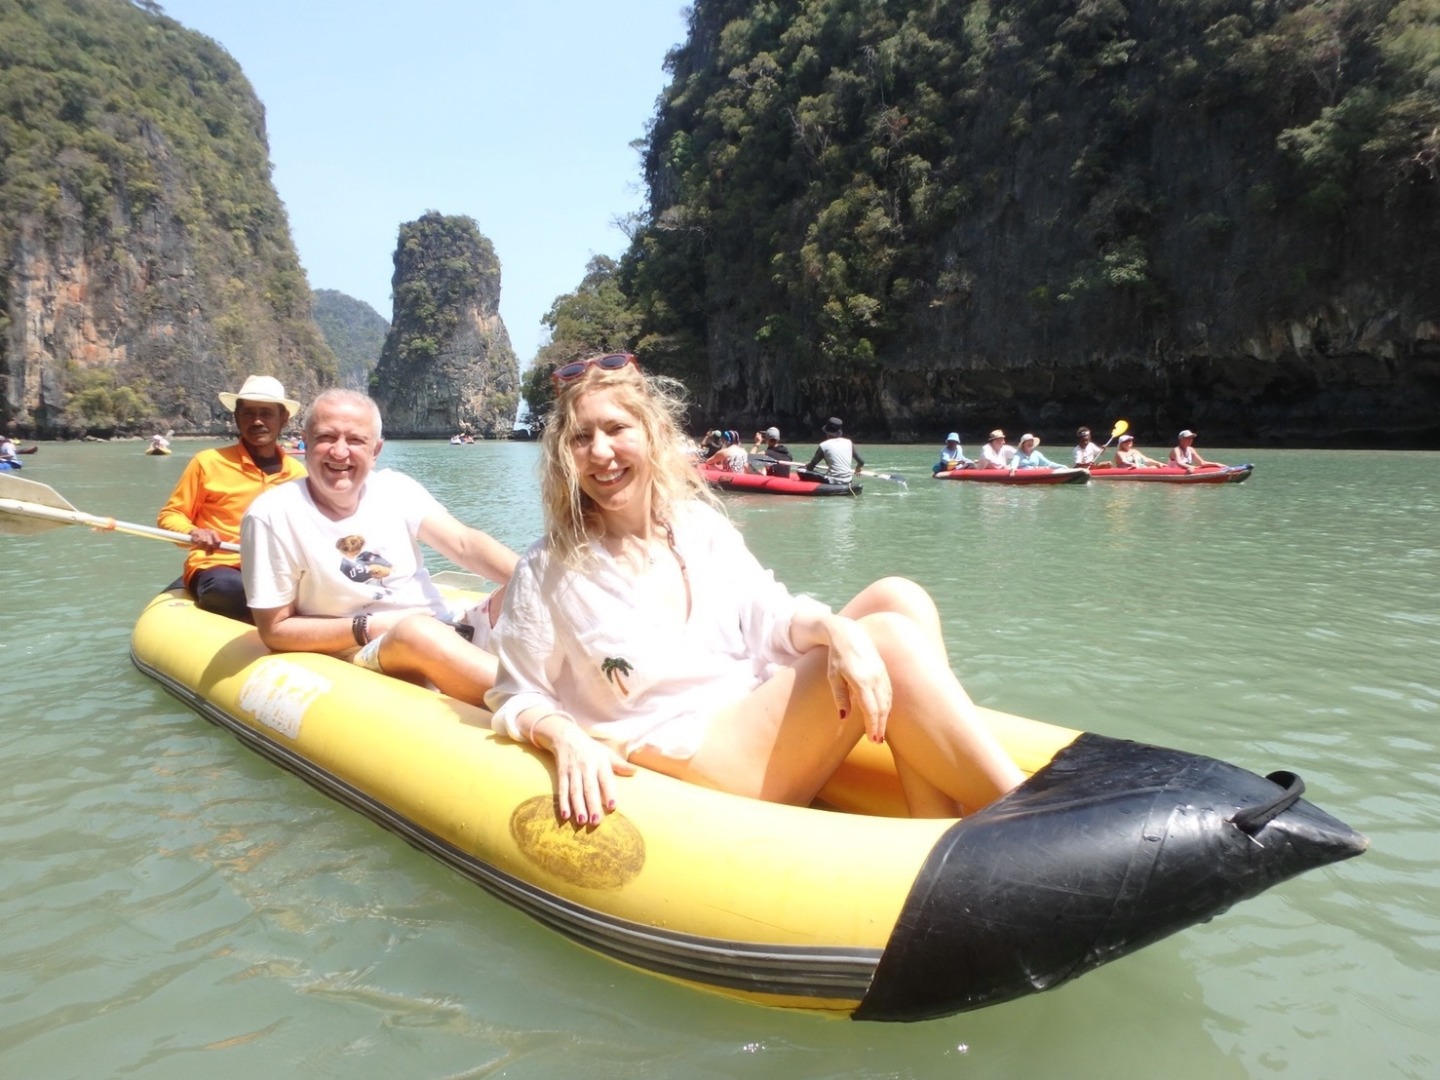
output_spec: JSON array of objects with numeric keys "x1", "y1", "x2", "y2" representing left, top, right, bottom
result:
[
  {"x1": 935, "y1": 466, "x2": 1089, "y2": 485},
  {"x1": 130, "y1": 590, "x2": 1366, "y2": 1020},
  {"x1": 145, "y1": 446, "x2": 172, "y2": 456},
  {"x1": 700, "y1": 465, "x2": 859, "y2": 496},
  {"x1": 0, "y1": 460, "x2": 19, "y2": 470},
  {"x1": 1088, "y1": 463, "x2": 1254, "y2": 484}
]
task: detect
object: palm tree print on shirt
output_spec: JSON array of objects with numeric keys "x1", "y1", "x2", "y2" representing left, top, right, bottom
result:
[{"x1": 602, "y1": 657, "x2": 633, "y2": 697}]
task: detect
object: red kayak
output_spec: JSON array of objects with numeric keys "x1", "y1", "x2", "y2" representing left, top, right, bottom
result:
[
  {"x1": 700, "y1": 466, "x2": 860, "y2": 496},
  {"x1": 1088, "y1": 464, "x2": 1253, "y2": 484},
  {"x1": 934, "y1": 466, "x2": 1089, "y2": 485}
]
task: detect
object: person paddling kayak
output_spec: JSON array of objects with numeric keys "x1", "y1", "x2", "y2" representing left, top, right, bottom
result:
[
  {"x1": 805, "y1": 417, "x2": 863, "y2": 484},
  {"x1": 157, "y1": 375, "x2": 308, "y2": 622}
]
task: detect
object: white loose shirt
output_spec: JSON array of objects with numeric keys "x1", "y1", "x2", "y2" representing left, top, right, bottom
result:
[
  {"x1": 981, "y1": 442, "x2": 1016, "y2": 468},
  {"x1": 486, "y1": 501, "x2": 821, "y2": 759},
  {"x1": 242, "y1": 469, "x2": 450, "y2": 617}
]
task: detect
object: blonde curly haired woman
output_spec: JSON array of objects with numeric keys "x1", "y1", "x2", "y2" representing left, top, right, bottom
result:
[{"x1": 486, "y1": 353, "x2": 1023, "y2": 826}]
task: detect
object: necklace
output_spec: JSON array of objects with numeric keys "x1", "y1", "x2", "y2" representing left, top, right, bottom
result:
[{"x1": 604, "y1": 523, "x2": 688, "y2": 583}]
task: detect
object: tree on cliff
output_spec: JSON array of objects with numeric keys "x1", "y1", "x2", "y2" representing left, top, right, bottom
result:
[
  {"x1": 0, "y1": 0, "x2": 336, "y2": 437},
  {"x1": 521, "y1": 255, "x2": 640, "y2": 422},
  {"x1": 371, "y1": 212, "x2": 519, "y2": 438},
  {"x1": 616, "y1": 0, "x2": 1440, "y2": 443}
]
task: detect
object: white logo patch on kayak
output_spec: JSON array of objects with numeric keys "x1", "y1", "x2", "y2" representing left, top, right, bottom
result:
[{"x1": 238, "y1": 657, "x2": 330, "y2": 739}]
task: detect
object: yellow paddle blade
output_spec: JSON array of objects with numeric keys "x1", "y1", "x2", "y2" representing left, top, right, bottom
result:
[{"x1": 1110, "y1": 419, "x2": 1129, "y2": 438}]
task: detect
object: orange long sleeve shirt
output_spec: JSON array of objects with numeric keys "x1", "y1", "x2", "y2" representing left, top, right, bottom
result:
[{"x1": 157, "y1": 443, "x2": 307, "y2": 584}]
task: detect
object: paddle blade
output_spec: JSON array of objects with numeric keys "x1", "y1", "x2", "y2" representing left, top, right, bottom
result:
[
  {"x1": 1110, "y1": 419, "x2": 1129, "y2": 438},
  {"x1": 0, "y1": 474, "x2": 78, "y2": 535}
]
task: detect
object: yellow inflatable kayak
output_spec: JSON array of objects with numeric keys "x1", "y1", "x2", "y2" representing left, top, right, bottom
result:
[{"x1": 130, "y1": 589, "x2": 1366, "y2": 1020}]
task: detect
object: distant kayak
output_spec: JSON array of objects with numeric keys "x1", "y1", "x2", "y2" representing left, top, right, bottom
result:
[
  {"x1": 0, "y1": 460, "x2": 20, "y2": 470},
  {"x1": 935, "y1": 466, "x2": 1089, "y2": 485},
  {"x1": 1089, "y1": 464, "x2": 1254, "y2": 484},
  {"x1": 144, "y1": 446, "x2": 172, "y2": 456},
  {"x1": 700, "y1": 466, "x2": 860, "y2": 496}
]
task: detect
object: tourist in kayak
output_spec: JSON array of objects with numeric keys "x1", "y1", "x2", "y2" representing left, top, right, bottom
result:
[
  {"x1": 1009, "y1": 434, "x2": 1060, "y2": 472},
  {"x1": 0, "y1": 434, "x2": 19, "y2": 467},
  {"x1": 703, "y1": 429, "x2": 749, "y2": 472},
  {"x1": 804, "y1": 417, "x2": 863, "y2": 483},
  {"x1": 750, "y1": 426, "x2": 793, "y2": 476},
  {"x1": 979, "y1": 430, "x2": 1016, "y2": 469},
  {"x1": 157, "y1": 375, "x2": 307, "y2": 622},
  {"x1": 241, "y1": 388, "x2": 518, "y2": 702},
  {"x1": 699, "y1": 429, "x2": 725, "y2": 458},
  {"x1": 1170, "y1": 429, "x2": 1226, "y2": 471},
  {"x1": 485, "y1": 352, "x2": 1024, "y2": 827},
  {"x1": 1072, "y1": 427, "x2": 1106, "y2": 466},
  {"x1": 933, "y1": 432, "x2": 969, "y2": 474},
  {"x1": 1114, "y1": 434, "x2": 1164, "y2": 468}
]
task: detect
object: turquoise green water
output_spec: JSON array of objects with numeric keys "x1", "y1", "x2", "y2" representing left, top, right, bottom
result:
[{"x1": 0, "y1": 441, "x2": 1434, "y2": 1078}]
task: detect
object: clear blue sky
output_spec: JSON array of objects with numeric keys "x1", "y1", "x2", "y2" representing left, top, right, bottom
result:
[{"x1": 157, "y1": 0, "x2": 691, "y2": 369}]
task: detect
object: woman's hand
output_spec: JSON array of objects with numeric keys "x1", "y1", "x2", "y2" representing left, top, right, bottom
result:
[
  {"x1": 534, "y1": 715, "x2": 636, "y2": 825},
  {"x1": 820, "y1": 616, "x2": 893, "y2": 743}
]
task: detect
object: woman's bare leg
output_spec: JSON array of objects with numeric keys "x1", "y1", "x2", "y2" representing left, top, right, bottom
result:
[
  {"x1": 633, "y1": 580, "x2": 1023, "y2": 815},
  {"x1": 837, "y1": 577, "x2": 993, "y2": 812}
]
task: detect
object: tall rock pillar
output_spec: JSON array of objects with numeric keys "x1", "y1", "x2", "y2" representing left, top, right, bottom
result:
[{"x1": 370, "y1": 212, "x2": 519, "y2": 437}]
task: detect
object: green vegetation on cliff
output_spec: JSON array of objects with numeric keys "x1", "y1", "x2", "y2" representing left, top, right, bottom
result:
[
  {"x1": 371, "y1": 212, "x2": 519, "y2": 437},
  {"x1": 521, "y1": 255, "x2": 640, "y2": 420},
  {"x1": 0, "y1": 0, "x2": 334, "y2": 435},
  {"x1": 312, "y1": 288, "x2": 389, "y2": 391},
  {"x1": 616, "y1": 0, "x2": 1440, "y2": 440}
]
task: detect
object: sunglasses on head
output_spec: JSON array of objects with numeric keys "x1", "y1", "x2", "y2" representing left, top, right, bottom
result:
[{"x1": 551, "y1": 352, "x2": 639, "y2": 385}]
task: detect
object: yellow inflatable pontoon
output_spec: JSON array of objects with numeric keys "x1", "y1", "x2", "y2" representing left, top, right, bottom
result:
[{"x1": 131, "y1": 589, "x2": 1366, "y2": 1021}]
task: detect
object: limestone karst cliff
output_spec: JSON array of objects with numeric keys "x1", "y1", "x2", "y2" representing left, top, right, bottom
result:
[
  {"x1": 312, "y1": 289, "x2": 388, "y2": 392},
  {"x1": 0, "y1": 0, "x2": 334, "y2": 438},
  {"x1": 370, "y1": 212, "x2": 519, "y2": 438},
  {"x1": 624, "y1": 0, "x2": 1440, "y2": 446}
]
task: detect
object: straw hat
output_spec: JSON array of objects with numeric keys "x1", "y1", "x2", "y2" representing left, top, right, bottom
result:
[
  {"x1": 1018, "y1": 433, "x2": 1040, "y2": 447},
  {"x1": 218, "y1": 374, "x2": 301, "y2": 415}
]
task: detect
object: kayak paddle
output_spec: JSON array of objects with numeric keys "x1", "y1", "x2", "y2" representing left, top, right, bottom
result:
[
  {"x1": 1081, "y1": 419, "x2": 1129, "y2": 466},
  {"x1": 855, "y1": 467, "x2": 907, "y2": 487},
  {"x1": 0, "y1": 474, "x2": 238, "y2": 552},
  {"x1": 802, "y1": 461, "x2": 906, "y2": 487}
]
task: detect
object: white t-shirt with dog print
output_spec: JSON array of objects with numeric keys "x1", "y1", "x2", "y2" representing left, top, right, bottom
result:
[{"x1": 242, "y1": 469, "x2": 450, "y2": 618}]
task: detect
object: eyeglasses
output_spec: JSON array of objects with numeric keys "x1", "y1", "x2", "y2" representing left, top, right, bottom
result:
[{"x1": 551, "y1": 352, "x2": 639, "y2": 385}]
